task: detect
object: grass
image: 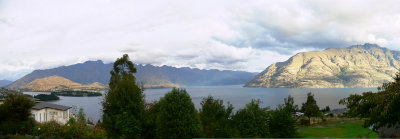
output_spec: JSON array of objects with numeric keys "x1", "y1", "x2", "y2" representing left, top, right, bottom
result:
[{"x1": 298, "y1": 118, "x2": 379, "y2": 138}]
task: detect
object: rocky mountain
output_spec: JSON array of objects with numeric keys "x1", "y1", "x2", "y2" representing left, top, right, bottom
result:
[
  {"x1": 8, "y1": 60, "x2": 256, "y2": 89},
  {"x1": 22, "y1": 75, "x2": 108, "y2": 91},
  {"x1": 0, "y1": 80, "x2": 12, "y2": 87},
  {"x1": 245, "y1": 43, "x2": 400, "y2": 88}
]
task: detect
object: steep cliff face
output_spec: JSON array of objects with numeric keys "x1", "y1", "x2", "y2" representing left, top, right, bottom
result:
[{"x1": 245, "y1": 43, "x2": 400, "y2": 88}]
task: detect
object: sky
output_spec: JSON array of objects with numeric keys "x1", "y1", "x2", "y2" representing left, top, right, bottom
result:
[{"x1": 1, "y1": 0, "x2": 400, "y2": 81}]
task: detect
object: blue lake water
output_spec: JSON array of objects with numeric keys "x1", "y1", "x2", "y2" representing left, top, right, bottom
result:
[{"x1": 46, "y1": 85, "x2": 377, "y2": 122}]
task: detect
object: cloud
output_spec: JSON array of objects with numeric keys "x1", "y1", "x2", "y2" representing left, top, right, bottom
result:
[{"x1": 1, "y1": 0, "x2": 400, "y2": 80}]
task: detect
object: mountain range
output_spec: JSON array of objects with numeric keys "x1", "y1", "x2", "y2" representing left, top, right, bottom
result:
[
  {"x1": 8, "y1": 61, "x2": 257, "y2": 90},
  {"x1": 245, "y1": 43, "x2": 399, "y2": 88},
  {"x1": 0, "y1": 80, "x2": 12, "y2": 87}
]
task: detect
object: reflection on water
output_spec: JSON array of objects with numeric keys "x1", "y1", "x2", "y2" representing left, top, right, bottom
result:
[{"x1": 45, "y1": 85, "x2": 377, "y2": 122}]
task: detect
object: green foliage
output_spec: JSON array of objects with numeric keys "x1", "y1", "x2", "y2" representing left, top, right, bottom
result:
[
  {"x1": 299, "y1": 118, "x2": 310, "y2": 126},
  {"x1": 102, "y1": 54, "x2": 145, "y2": 138},
  {"x1": 321, "y1": 106, "x2": 331, "y2": 113},
  {"x1": 77, "y1": 107, "x2": 86, "y2": 125},
  {"x1": 53, "y1": 91, "x2": 102, "y2": 97},
  {"x1": 0, "y1": 93, "x2": 36, "y2": 135},
  {"x1": 199, "y1": 96, "x2": 234, "y2": 138},
  {"x1": 301, "y1": 92, "x2": 322, "y2": 123},
  {"x1": 232, "y1": 99, "x2": 270, "y2": 138},
  {"x1": 31, "y1": 119, "x2": 106, "y2": 139},
  {"x1": 155, "y1": 88, "x2": 202, "y2": 138},
  {"x1": 34, "y1": 93, "x2": 59, "y2": 101},
  {"x1": 269, "y1": 95, "x2": 298, "y2": 138},
  {"x1": 142, "y1": 101, "x2": 159, "y2": 139},
  {"x1": 340, "y1": 72, "x2": 400, "y2": 130}
]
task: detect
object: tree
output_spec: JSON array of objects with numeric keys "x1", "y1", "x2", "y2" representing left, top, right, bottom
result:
[
  {"x1": 0, "y1": 93, "x2": 36, "y2": 135},
  {"x1": 102, "y1": 54, "x2": 145, "y2": 138},
  {"x1": 199, "y1": 96, "x2": 234, "y2": 138},
  {"x1": 321, "y1": 106, "x2": 330, "y2": 113},
  {"x1": 301, "y1": 92, "x2": 322, "y2": 124},
  {"x1": 232, "y1": 99, "x2": 270, "y2": 138},
  {"x1": 77, "y1": 107, "x2": 86, "y2": 125},
  {"x1": 340, "y1": 72, "x2": 400, "y2": 131},
  {"x1": 155, "y1": 88, "x2": 202, "y2": 138},
  {"x1": 269, "y1": 95, "x2": 298, "y2": 138},
  {"x1": 142, "y1": 101, "x2": 159, "y2": 139}
]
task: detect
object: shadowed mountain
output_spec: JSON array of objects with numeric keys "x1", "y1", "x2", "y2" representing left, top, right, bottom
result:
[
  {"x1": 0, "y1": 80, "x2": 12, "y2": 87},
  {"x1": 245, "y1": 43, "x2": 400, "y2": 88},
  {"x1": 8, "y1": 60, "x2": 256, "y2": 89}
]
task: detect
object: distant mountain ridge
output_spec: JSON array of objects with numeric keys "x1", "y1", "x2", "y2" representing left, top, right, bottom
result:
[
  {"x1": 8, "y1": 61, "x2": 256, "y2": 89},
  {"x1": 245, "y1": 43, "x2": 400, "y2": 88},
  {"x1": 0, "y1": 80, "x2": 12, "y2": 87}
]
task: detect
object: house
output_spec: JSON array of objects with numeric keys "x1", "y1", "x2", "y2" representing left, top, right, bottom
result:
[
  {"x1": 31, "y1": 102, "x2": 72, "y2": 125},
  {"x1": 0, "y1": 98, "x2": 4, "y2": 105}
]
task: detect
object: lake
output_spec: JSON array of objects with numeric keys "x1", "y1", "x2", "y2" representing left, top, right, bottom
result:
[{"x1": 42, "y1": 85, "x2": 377, "y2": 122}]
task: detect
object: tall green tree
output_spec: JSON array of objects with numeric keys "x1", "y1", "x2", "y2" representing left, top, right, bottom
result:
[
  {"x1": 102, "y1": 54, "x2": 145, "y2": 138},
  {"x1": 155, "y1": 88, "x2": 202, "y2": 138},
  {"x1": 232, "y1": 99, "x2": 270, "y2": 138},
  {"x1": 269, "y1": 95, "x2": 298, "y2": 138},
  {"x1": 199, "y1": 96, "x2": 234, "y2": 138},
  {"x1": 301, "y1": 92, "x2": 322, "y2": 123},
  {"x1": 0, "y1": 93, "x2": 36, "y2": 135},
  {"x1": 340, "y1": 72, "x2": 400, "y2": 131}
]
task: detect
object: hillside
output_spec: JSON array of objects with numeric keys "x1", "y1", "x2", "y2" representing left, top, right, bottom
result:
[
  {"x1": 8, "y1": 61, "x2": 256, "y2": 89},
  {"x1": 22, "y1": 75, "x2": 108, "y2": 91},
  {"x1": 245, "y1": 43, "x2": 400, "y2": 88}
]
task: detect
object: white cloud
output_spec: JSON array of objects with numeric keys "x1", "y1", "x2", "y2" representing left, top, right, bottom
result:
[{"x1": 1, "y1": 0, "x2": 400, "y2": 80}]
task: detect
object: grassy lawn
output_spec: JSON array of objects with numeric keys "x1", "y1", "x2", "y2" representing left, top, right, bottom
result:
[{"x1": 298, "y1": 119, "x2": 379, "y2": 138}]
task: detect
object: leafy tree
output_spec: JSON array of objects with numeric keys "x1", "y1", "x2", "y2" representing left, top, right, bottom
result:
[
  {"x1": 0, "y1": 93, "x2": 36, "y2": 135},
  {"x1": 102, "y1": 54, "x2": 145, "y2": 138},
  {"x1": 283, "y1": 95, "x2": 298, "y2": 113},
  {"x1": 301, "y1": 92, "x2": 322, "y2": 124},
  {"x1": 232, "y1": 99, "x2": 270, "y2": 138},
  {"x1": 340, "y1": 72, "x2": 400, "y2": 131},
  {"x1": 155, "y1": 88, "x2": 202, "y2": 138},
  {"x1": 199, "y1": 96, "x2": 234, "y2": 138},
  {"x1": 269, "y1": 95, "x2": 298, "y2": 138}
]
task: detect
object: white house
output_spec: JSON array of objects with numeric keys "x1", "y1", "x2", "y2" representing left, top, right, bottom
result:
[{"x1": 31, "y1": 102, "x2": 72, "y2": 125}]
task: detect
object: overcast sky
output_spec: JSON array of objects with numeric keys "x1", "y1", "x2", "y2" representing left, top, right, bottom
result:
[{"x1": 1, "y1": 0, "x2": 400, "y2": 81}]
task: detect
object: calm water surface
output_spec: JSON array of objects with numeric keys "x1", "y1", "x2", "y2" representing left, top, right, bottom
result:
[{"x1": 44, "y1": 85, "x2": 377, "y2": 122}]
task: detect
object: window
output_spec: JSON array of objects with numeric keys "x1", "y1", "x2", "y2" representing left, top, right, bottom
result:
[
  {"x1": 63, "y1": 111, "x2": 68, "y2": 119},
  {"x1": 49, "y1": 111, "x2": 58, "y2": 115}
]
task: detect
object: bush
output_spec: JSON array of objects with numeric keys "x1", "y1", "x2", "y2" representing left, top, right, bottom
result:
[{"x1": 299, "y1": 118, "x2": 310, "y2": 126}]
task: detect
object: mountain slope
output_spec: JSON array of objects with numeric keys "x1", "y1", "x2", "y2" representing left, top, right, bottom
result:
[
  {"x1": 0, "y1": 80, "x2": 12, "y2": 87},
  {"x1": 22, "y1": 75, "x2": 107, "y2": 91},
  {"x1": 245, "y1": 43, "x2": 399, "y2": 88},
  {"x1": 8, "y1": 61, "x2": 256, "y2": 89}
]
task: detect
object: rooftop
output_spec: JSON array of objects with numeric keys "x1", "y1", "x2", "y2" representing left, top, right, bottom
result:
[{"x1": 32, "y1": 102, "x2": 71, "y2": 111}]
